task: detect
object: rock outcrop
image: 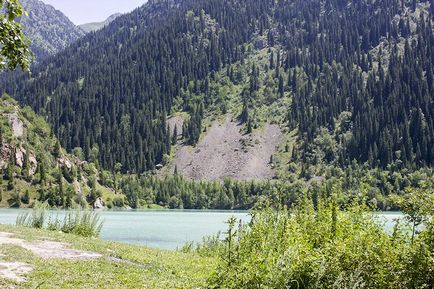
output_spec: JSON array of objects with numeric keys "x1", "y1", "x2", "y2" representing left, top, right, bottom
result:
[{"x1": 93, "y1": 197, "x2": 105, "y2": 209}]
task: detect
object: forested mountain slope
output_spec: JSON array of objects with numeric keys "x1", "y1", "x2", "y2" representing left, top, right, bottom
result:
[
  {"x1": 1, "y1": 0, "x2": 433, "y2": 177},
  {"x1": 0, "y1": 95, "x2": 113, "y2": 209},
  {"x1": 17, "y1": 0, "x2": 84, "y2": 61}
]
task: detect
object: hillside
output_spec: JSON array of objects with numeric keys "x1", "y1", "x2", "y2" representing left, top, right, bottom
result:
[
  {"x1": 0, "y1": 0, "x2": 433, "y2": 181},
  {"x1": 17, "y1": 0, "x2": 84, "y2": 61},
  {"x1": 79, "y1": 13, "x2": 122, "y2": 33},
  {"x1": 0, "y1": 95, "x2": 115, "y2": 209}
]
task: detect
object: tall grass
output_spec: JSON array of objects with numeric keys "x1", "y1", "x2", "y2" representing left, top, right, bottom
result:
[
  {"x1": 180, "y1": 232, "x2": 224, "y2": 256},
  {"x1": 16, "y1": 202, "x2": 48, "y2": 228},
  {"x1": 50, "y1": 209, "x2": 104, "y2": 238},
  {"x1": 16, "y1": 203, "x2": 104, "y2": 238},
  {"x1": 208, "y1": 194, "x2": 434, "y2": 289}
]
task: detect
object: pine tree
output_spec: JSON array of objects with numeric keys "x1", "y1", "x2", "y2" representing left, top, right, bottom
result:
[
  {"x1": 38, "y1": 161, "x2": 46, "y2": 185},
  {"x1": 172, "y1": 125, "x2": 178, "y2": 145},
  {"x1": 278, "y1": 74, "x2": 284, "y2": 97},
  {"x1": 6, "y1": 153, "x2": 14, "y2": 191},
  {"x1": 57, "y1": 170, "x2": 65, "y2": 207},
  {"x1": 22, "y1": 149, "x2": 30, "y2": 181},
  {"x1": 21, "y1": 190, "x2": 30, "y2": 204}
]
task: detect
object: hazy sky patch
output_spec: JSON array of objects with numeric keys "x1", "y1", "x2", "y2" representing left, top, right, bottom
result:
[{"x1": 40, "y1": 0, "x2": 146, "y2": 25}]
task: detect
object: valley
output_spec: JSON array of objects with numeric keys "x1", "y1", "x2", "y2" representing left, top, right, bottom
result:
[{"x1": 0, "y1": 0, "x2": 433, "y2": 287}]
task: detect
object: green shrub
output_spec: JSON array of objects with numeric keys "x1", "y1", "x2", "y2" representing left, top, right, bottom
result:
[
  {"x1": 180, "y1": 232, "x2": 223, "y2": 257},
  {"x1": 21, "y1": 190, "x2": 30, "y2": 204},
  {"x1": 106, "y1": 199, "x2": 113, "y2": 209},
  {"x1": 112, "y1": 196, "x2": 125, "y2": 207},
  {"x1": 208, "y1": 193, "x2": 434, "y2": 289},
  {"x1": 8, "y1": 192, "x2": 21, "y2": 207}
]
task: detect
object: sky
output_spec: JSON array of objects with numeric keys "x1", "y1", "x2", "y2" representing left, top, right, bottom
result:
[{"x1": 40, "y1": 0, "x2": 147, "y2": 25}]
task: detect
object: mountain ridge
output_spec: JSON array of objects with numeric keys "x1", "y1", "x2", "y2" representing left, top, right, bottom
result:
[
  {"x1": 79, "y1": 13, "x2": 122, "y2": 33},
  {"x1": 17, "y1": 0, "x2": 85, "y2": 62}
]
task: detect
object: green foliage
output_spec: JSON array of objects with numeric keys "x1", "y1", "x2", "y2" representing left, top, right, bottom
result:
[
  {"x1": 1, "y1": 0, "x2": 432, "y2": 174},
  {"x1": 181, "y1": 232, "x2": 224, "y2": 257},
  {"x1": 118, "y1": 174, "x2": 291, "y2": 210},
  {"x1": 0, "y1": 96, "x2": 119, "y2": 209},
  {"x1": 115, "y1": 168, "x2": 433, "y2": 211},
  {"x1": 209, "y1": 192, "x2": 434, "y2": 289},
  {"x1": 53, "y1": 139, "x2": 61, "y2": 158},
  {"x1": 20, "y1": 189, "x2": 29, "y2": 204},
  {"x1": 6, "y1": 172, "x2": 14, "y2": 190},
  {"x1": 86, "y1": 188, "x2": 102, "y2": 205},
  {"x1": 390, "y1": 189, "x2": 434, "y2": 242},
  {"x1": 0, "y1": 0, "x2": 32, "y2": 70},
  {"x1": 8, "y1": 191, "x2": 20, "y2": 207},
  {"x1": 112, "y1": 196, "x2": 125, "y2": 208}
]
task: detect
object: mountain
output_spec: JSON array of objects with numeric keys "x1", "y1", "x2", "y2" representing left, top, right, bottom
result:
[
  {"x1": 79, "y1": 13, "x2": 122, "y2": 33},
  {"x1": 17, "y1": 0, "x2": 85, "y2": 61},
  {"x1": 1, "y1": 0, "x2": 433, "y2": 178}
]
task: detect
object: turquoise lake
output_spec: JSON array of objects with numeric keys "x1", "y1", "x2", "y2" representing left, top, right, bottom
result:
[
  {"x1": 0, "y1": 209, "x2": 250, "y2": 250},
  {"x1": 0, "y1": 209, "x2": 403, "y2": 250}
]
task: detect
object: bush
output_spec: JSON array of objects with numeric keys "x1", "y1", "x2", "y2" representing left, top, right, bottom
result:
[
  {"x1": 8, "y1": 192, "x2": 21, "y2": 207},
  {"x1": 21, "y1": 190, "x2": 30, "y2": 204},
  {"x1": 112, "y1": 196, "x2": 125, "y2": 207},
  {"x1": 180, "y1": 232, "x2": 224, "y2": 257},
  {"x1": 106, "y1": 199, "x2": 113, "y2": 209},
  {"x1": 168, "y1": 195, "x2": 183, "y2": 209},
  {"x1": 208, "y1": 193, "x2": 434, "y2": 289}
]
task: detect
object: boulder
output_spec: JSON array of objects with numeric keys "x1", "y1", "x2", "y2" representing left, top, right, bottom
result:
[
  {"x1": 93, "y1": 197, "x2": 105, "y2": 209},
  {"x1": 15, "y1": 149, "x2": 24, "y2": 168},
  {"x1": 58, "y1": 157, "x2": 73, "y2": 170},
  {"x1": 155, "y1": 164, "x2": 164, "y2": 170},
  {"x1": 29, "y1": 155, "x2": 38, "y2": 175}
]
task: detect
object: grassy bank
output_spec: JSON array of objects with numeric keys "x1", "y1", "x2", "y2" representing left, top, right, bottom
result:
[{"x1": 0, "y1": 224, "x2": 216, "y2": 288}]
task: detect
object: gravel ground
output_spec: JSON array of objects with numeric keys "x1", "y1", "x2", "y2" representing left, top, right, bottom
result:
[{"x1": 172, "y1": 116, "x2": 282, "y2": 181}]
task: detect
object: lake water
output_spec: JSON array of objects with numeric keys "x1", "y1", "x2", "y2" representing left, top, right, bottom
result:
[
  {"x1": 0, "y1": 209, "x2": 403, "y2": 250},
  {"x1": 0, "y1": 209, "x2": 250, "y2": 250}
]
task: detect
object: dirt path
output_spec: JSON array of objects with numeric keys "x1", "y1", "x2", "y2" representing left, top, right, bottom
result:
[
  {"x1": 172, "y1": 117, "x2": 282, "y2": 180},
  {"x1": 0, "y1": 260, "x2": 32, "y2": 283},
  {"x1": 0, "y1": 232, "x2": 101, "y2": 283}
]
